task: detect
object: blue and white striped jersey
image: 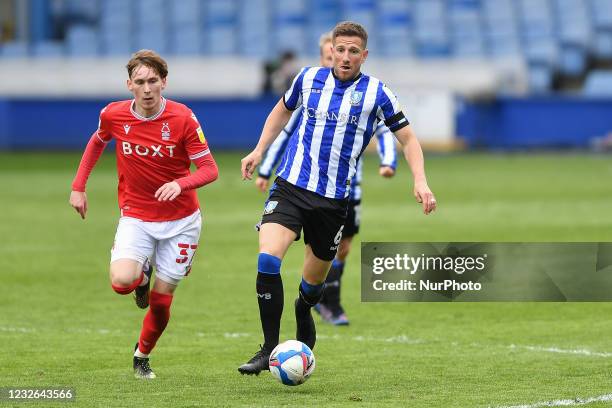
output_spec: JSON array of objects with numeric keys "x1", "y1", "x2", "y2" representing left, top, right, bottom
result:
[
  {"x1": 349, "y1": 122, "x2": 397, "y2": 201},
  {"x1": 259, "y1": 113, "x2": 397, "y2": 202},
  {"x1": 276, "y1": 66, "x2": 408, "y2": 199}
]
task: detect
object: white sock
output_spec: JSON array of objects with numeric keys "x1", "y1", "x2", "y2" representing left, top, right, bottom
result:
[
  {"x1": 139, "y1": 273, "x2": 149, "y2": 287},
  {"x1": 134, "y1": 347, "x2": 149, "y2": 358},
  {"x1": 139, "y1": 261, "x2": 150, "y2": 286}
]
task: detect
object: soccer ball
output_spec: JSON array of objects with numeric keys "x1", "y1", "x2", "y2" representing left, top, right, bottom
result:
[{"x1": 269, "y1": 340, "x2": 315, "y2": 386}]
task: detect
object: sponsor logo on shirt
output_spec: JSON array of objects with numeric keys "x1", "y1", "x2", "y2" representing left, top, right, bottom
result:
[
  {"x1": 121, "y1": 141, "x2": 176, "y2": 157},
  {"x1": 123, "y1": 124, "x2": 131, "y2": 135},
  {"x1": 305, "y1": 107, "x2": 359, "y2": 125}
]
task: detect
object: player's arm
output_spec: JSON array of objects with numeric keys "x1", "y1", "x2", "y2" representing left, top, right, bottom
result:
[
  {"x1": 393, "y1": 124, "x2": 436, "y2": 215},
  {"x1": 375, "y1": 123, "x2": 397, "y2": 178},
  {"x1": 241, "y1": 98, "x2": 293, "y2": 180},
  {"x1": 242, "y1": 67, "x2": 307, "y2": 180},
  {"x1": 156, "y1": 115, "x2": 219, "y2": 202},
  {"x1": 155, "y1": 153, "x2": 219, "y2": 202},
  {"x1": 69, "y1": 108, "x2": 112, "y2": 219}
]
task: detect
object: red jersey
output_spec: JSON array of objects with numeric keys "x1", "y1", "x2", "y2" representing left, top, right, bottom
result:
[{"x1": 96, "y1": 98, "x2": 211, "y2": 221}]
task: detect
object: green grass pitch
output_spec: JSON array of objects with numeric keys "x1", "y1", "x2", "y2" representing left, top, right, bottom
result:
[{"x1": 2, "y1": 151, "x2": 612, "y2": 407}]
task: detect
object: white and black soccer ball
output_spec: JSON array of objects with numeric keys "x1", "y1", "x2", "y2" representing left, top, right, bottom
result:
[{"x1": 269, "y1": 340, "x2": 315, "y2": 386}]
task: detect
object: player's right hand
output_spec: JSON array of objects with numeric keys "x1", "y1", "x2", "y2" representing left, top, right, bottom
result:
[
  {"x1": 255, "y1": 177, "x2": 269, "y2": 192},
  {"x1": 241, "y1": 150, "x2": 262, "y2": 180},
  {"x1": 69, "y1": 191, "x2": 88, "y2": 220}
]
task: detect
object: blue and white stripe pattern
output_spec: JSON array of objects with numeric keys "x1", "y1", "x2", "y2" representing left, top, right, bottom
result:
[
  {"x1": 258, "y1": 109, "x2": 302, "y2": 178},
  {"x1": 277, "y1": 67, "x2": 408, "y2": 199},
  {"x1": 348, "y1": 122, "x2": 397, "y2": 201}
]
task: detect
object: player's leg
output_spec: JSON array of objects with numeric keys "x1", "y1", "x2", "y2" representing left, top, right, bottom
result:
[
  {"x1": 319, "y1": 236, "x2": 352, "y2": 325},
  {"x1": 238, "y1": 222, "x2": 297, "y2": 376},
  {"x1": 133, "y1": 210, "x2": 201, "y2": 379},
  {"x1": 322, "y1": 201, "x2": 359, "y2": 325},
  {"x1": 239, "y1": 179, "x2": 302, "y2": 375},
  {"x1": 133, "y1": 278, "x2": 177, "y2": 379},
  {"x1": 297, "y1": 203, "x2": 346, "y2": 349},
  {"x1": 109, "y1": 217, "x2": 155, "y2": 301},
  {"x1": 295, "y1": 245, "x2": 333, "y2": 349}
]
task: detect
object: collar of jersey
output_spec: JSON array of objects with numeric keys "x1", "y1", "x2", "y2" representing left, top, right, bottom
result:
[
  {"x1": 331, "y1": 69, "x2": 362, "y2": 88},
  {"x1": 130, "y1": 97, "x2": 166, "y2": 121}
]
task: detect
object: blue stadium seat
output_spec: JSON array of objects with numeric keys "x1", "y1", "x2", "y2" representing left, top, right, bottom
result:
[
  {"x1": 593, "y1": 29, "x2": 612, "y2": 59},
  {"x1": 205, "y1": 0, "x2": 238, "y2": 55},
  {"x1": 100, "y1": 0, "x2": 132, "y2": 56},
  {"x1": 66, "y1": 24, "x2": 99, "y2": 57},
  {"x1": 414, "y1": 0, "x2": 450, "y2": 57},
  {"x1": 66, "y1": 0, "x2": 99, "y2": 22},
  {"x1": 528, "y1": 61, "x2": 554, "y2": 93},
  {"x1": 0, "y1": 41, "x2": 29, "y2": 58},
  {"x1": 378, "y1": 0, "x2": 414, "y2": 57},
  {"x1": 238, "y1": 0, "x2": 270, "y2": 58},
  {"x1": 170, "y1": 27, "x2": 202, "y2": 56},
  {"x1": 307, "y1": 0, "x2": 340, "y2": 56},
  {"x1": 583, "y1": 70, "x2": 612, "y2": 95},
  {"x1": 559, "y1": 44, "x2": 587, "y2": 76},
  {"x1": 32, "y1": 41, "x2": 65, "y2": 57},
  {"x1": 482, "y1": 0, "x2": 521, "y2": 58},
  {"x1": 591, "y1": 0, "x2": 612, "y2": 30},
  {"x1": 554, "y1": 0, "x2": 592, "y2": 47},
  {"x1": 273, "y1": 0, "x2": 307, "y2": 55},
  {"x1": 448, "y1": 0, "x2": 485, "y2": 57}
]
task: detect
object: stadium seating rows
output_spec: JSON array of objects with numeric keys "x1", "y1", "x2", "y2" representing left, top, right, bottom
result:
[{"x1": 2, "y1": 0, "x2": 612, "y2": 93}]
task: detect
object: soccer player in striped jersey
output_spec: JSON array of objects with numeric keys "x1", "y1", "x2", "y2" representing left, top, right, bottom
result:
[
  {"x1": 254, "y1": 32, "x2": 398, "y2": 327},
  {"x1": 239, "y1": 21, "x2": 436, "y2": 375},
  {"x1": 69, "y1": 50, "x2": 218, "y2": 379}
]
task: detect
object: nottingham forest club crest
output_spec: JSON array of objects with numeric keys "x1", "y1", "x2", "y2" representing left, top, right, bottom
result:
[
  {"x1": 161, "y1": 123, "x2": 171, "y2": 140},
  {"x1": 350, "y1": 90, "x2": 363, "y2": 106}
]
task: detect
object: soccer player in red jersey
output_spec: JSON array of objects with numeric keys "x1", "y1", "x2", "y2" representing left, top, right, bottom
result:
[{"x1": 69, "y1": 50, "x2": 218, "y2": 379}]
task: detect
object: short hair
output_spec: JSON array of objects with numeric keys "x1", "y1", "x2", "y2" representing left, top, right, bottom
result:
[
  {"x1": 319, "y1": 31, "x2": 333, "y2": 54},
  {"x1": 332, "y1": 21, "x2": 368, "y2": 49},
  {"x1": 126, "y1": 49, "x2": 168, "y2": 79}
]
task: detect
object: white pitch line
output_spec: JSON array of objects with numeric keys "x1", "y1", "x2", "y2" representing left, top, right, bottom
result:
[
  {"x1": 509, "y1": 344, "x2": 612, "y2": 358},
  {"x1": 495, "y1": 393, "x2": 612, "y2": 408},
  {"x1": 0, "y1": 326, "x2": 36, "y2": 333}
]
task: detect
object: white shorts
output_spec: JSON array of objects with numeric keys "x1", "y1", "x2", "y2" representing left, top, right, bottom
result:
[{"x1": 111, "y1": 210, "x2": 202, "y2": 285}]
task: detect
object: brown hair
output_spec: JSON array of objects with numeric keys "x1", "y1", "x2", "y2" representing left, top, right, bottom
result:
[
  {"x1": 126, "y1": 49, "x2": 168, "y2": 79},
  {"x1": 332, "y1": 21, "x2": 368, "y2": 48}
]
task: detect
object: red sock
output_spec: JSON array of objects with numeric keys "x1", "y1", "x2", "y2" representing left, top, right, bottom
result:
[
  {"x1": 111, "y1": 271, "x2": 144, "y2": 295},
  {"x1": 138, "y1": 291, "x2": 173, "y2": 354}
]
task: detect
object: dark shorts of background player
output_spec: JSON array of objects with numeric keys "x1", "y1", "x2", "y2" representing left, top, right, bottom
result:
[
  {"x1": 261, "y1": 177, "x2": 348, "y2": 261},
  {"x1": 343, "y1": 200, "x2": 361, "y2": 238}
]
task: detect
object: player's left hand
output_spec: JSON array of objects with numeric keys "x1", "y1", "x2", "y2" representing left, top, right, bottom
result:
[
  {"x1": 155, "y1": 181, "x2": 182, "y2": 202},
  {"x1": 241, "y1": 150, "x2": 262, "y2": 180},
  {"x1": 379, "y1": 166, "x2": 395, "y2": 178},
  {"x1": 413, "y1": 180, "x2": 436, "y2": 215}
]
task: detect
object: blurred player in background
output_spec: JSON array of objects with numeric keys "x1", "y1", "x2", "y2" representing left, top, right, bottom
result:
[
  {"x1": 69, "y1": 50, "x2": 218, "y2": 379},
  {"x1": 239, "y1": 21, "x2": 436, "y2": 375},
  {"x1": 255, "y1": 32, "x2": 398, "y2": 326}
]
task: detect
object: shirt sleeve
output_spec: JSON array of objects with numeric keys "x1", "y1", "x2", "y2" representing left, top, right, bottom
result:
[
  {"x1": 283, "y1": 67, "x2": 308, "y2": 111},
  {"x1": 176, "y1": 111, "x2": 218, "y2": 191},
  {"x1": 258, "y1": 108, "x2": 302, "y2": 178},
  {"x1": 376, "y1": 83, "x2": 409, "y2": 132},
  {"x1": 375, "y1": 122, "x2": 397, "y2": 170},
  {"x1": 183, "y1": 111, "x2": 212, "y2": 162},
  {"x1": 71, "y1": 131, "x2": 108, "y2": 191},
  {"x1": 96, "y1": 105, "x2": 113, "y2": 143}
]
